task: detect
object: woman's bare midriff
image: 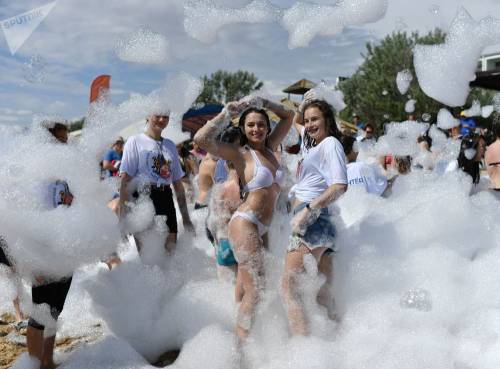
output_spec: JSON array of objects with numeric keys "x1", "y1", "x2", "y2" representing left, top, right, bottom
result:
[{"x1": 236, "y1": 186, "x2": 280, "y2": 225}]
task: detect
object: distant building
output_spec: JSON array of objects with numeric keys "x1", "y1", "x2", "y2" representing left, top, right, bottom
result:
[{"x1": 477, "y1": 51, "x2": 500, "y2": 72}]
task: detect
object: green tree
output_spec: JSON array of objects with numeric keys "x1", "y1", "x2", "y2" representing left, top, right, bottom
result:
[
  {"x1": 197, "y1": 70, "x2": 264, "y2": 104},
  {"x1": 68, "y1": 117, "x2": 84, "y2": 132},
  {"x1": 339, "y1": 29, "x2": 494, "y2": 132}
]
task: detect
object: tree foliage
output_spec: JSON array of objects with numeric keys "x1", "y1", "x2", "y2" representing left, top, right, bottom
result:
[
  {"x1": 197, "y1": 70, "x2": 263, "y2": 104},
  {"x1": 339, "y1": 29, "x2": 495, "y2": 131}
]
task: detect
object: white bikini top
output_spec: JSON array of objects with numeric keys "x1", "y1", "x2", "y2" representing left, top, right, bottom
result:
[{"x1": 242, "y1": 147, "x2": 285, "y2": 193}]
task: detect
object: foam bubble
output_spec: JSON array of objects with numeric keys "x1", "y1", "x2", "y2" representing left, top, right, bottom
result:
[
  {"x1": 421, "y1": 113, "x2": 432, "y2": 122},
  {"x1": 462, "y1": 100, "x2": 481, "y2": 117},
  {"x1": 437, "y1": 108, "x2": 460, "y2": 129},
  {"x1": 396, "y1": 69, "x2": 413, "y2": 95},
  {"x1": 308, "y1": 81, "x2": 347, "y2": 112},
  {"x1": 375, "y1": 120, "x2": 429, "y2": 156},
  {"x1": 281, "y1": 0, "x2": 388, "y2": 49},
  {"x1": 481, "y1": 105, "x2": 494, "y2": 118},
  {"x1": 184, "y1": 0, "x2": 280, "y2": 44},
  {"x1": 115, "y1": 28, "x2": 169, "y2": 64},
  {"x1": 400, "y1": 288, "x2": 432, "y2": 312},
  {"x1": 405, "y1": 99, "x2": 416, "y2": 113},
  {"x1": 22, "y1": 55, "x2": 47, "y2": 84},
  {"x1": 414, "y1": 8, "x2": 500, "y2": 107}
]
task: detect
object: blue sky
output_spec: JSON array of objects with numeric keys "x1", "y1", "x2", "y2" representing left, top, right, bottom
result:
[{"x1": 0, "y1": 0, "x2": 499, "y2": 125}]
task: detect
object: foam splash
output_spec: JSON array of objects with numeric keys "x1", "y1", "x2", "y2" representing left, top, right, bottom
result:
[
  {"x1": 437, "y1": 108, "x2": 460, "y2": 130},
  {"x1": 396, "y1": 69, "x2": 413, "y2": 95},
  {"x1": 414, "y1": 8, "x2": 500, "y2": 107},
  {"x1": 115, "y1": 28, "x2": 169, "y2": 64},
  {"x1": 308, "y1": 81, "x2": 347, "y2": 112},
  {"x1": 22, "y1": 55, "x2": 47, "y2": 84},
  {"x1": 405, "y1": 99, "x2": 416, "y2": 113},
  {"x1": 375, "y1": 120, "x2": 429, "y2": 156},
  {"x1": 183, "y1": 0, "x2": 280, "y2": 44},
  {"x1": 282, "y1": 0, "x2": 388, "y2": 49},
  {"x1": 462, "y1": 100, "x2": 481, "y2": 117}
]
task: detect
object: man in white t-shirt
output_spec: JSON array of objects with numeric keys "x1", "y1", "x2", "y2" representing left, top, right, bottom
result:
[
  {"x1": 340, "y1": 135, "x2": 387, "y2": 196},
  {"x1": 119, "y1": 114, "x2": 194, "y2": 252}
]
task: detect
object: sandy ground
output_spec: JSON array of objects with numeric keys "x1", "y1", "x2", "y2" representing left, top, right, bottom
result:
[{"x1": 0, "y1": 313, "x2": 179, "y2": 368}]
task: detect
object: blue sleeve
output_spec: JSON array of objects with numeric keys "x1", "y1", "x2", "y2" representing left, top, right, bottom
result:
[{"x1": 103, "y1": 149, "x2": 114, "y2": 162}]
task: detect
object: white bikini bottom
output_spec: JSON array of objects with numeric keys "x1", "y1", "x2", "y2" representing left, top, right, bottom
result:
[{"x1": 230, "y1": 211, "x2": 269, "y2": 236}]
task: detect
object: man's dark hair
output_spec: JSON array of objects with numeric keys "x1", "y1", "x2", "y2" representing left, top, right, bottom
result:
[{"x1": 340, "y1": 135, "x2": 356, "y2": 156}]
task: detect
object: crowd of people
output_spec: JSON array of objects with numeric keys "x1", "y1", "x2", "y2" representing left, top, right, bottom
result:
[{"x1": 1, "y1": 90, "x2": 500, "y2": 368}]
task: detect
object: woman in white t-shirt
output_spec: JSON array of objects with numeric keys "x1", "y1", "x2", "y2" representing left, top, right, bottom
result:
[{"x1": 283, "y1": 99, "x2": 347, "y2": 336}]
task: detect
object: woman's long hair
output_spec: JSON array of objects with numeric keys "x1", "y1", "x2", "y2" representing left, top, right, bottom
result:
[
  {"x1": 302, "y1": 99, "x2": 342, "y2": 150},
  {"x1": 238, "y1": 107, "x2": 271, "y2": 147},
  {"x1": 458, "y1": 134, "x2": 482, "y2": 184}
]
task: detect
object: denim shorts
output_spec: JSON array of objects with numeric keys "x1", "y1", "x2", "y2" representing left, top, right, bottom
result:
[{"x1": 289, "y1": 203, "x2": 336, "y2": 252}]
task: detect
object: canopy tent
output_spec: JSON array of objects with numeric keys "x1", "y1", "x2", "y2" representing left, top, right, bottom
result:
[
  {"x1": 182, "y1": 103, "x2": 224, "y2": 134},
  {"x1": 282, "y1": 79, "x2": 316, "y2": 98},
  {"x1": 470, "y1": 69, "x2": 500, "y2": 91}
]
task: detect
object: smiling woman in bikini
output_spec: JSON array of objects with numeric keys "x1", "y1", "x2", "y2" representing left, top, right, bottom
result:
[{"x1": 194, "y1": 97, "x2": 293, "y2": 339}]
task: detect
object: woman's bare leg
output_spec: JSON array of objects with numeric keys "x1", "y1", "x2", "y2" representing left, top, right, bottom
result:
[
  {"x1": 27, "y1": 325, "x2": 44, "y2": 365},
  {"x1": 229, "y1": 217, "x2": 264, "y2": 340},
  {"x1": 282, "y1": 245, "x2": 309, "y2": 336},
  {"x1": 315, "y1": 251, "x2": 335, "y2": 320},
  {"x1": 41, "y1": 335, "x2": 56, "y2": 369},
  {"x1": 13, "y1": 296, "x2": 24, "y2": 321}
]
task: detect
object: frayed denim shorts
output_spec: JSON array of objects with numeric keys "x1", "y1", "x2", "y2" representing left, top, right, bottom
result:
[{"x1": 289, "y1": 203, "x2": 337, "y2": 253}]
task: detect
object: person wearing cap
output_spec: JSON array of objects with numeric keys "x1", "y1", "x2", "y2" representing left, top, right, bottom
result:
[
  {"x1": 118, "y1": 114, "x2": 195, "y2": 252},
  {"x1": 460, "y1": 111, "x2": 476, "y2": 137},
  {"x1": 102, "y1": 137, "x2": 125, "y2": 177}
]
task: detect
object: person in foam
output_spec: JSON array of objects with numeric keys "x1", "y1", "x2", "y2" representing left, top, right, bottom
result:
[
  {"x1": 102, "y1": 137, "x2": 125, "y2": 178},
  {"x1": 195, "y1": 96, "x2": 294, "y2": 339},
  {"x1": 0, "y1": 236, "x2": 25, "y2": 326},
  {"x1": 205, "y1": 126, "x2": 243, "y2": 282},
  {"x1": 284, "y1": 98, "x2": 347, "y2": 336},
  {"x1": 118, "y1": 113, "x2": 195, "y2": 253},
  {"x1": 485, "y1": 117, "x2": 500, "y2": 191},
  {"x1": 340, "y1": 135, "x2": 387, "y2": 196},
  {"x1": 456, "y1": 134, "x2": 486, "y2": 187},
  {"x1": 27, "y1": 121, "x2": 73, "y2": 369}
]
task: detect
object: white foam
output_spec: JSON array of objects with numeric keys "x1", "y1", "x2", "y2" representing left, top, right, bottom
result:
[
  {"x1": 462, "y1": 100, "x2": 482, "y2": 117},
  {"x1": 183, "y1": 0, "x2": 280, "y2": 44},
  {"x1": 481, "y1": 105, "x2": 494, "y2": 118},
  {"x1": 308, "y1": 81, "x2": 347, "y2": 112},
  {"x1": 281, "y1": 0, "x2": 388, "y2": 49},
  {"x1": 396, "y1": 69, "x2": 413, "y2": 95},
  {"x1": 375, "y1": 120, "x2": 429, "y2": 156},
  {"x1": 22, "y1": 55, "x2": 47, "y2": 84},
  {"x1": 414, "y1": 8, "x2": 500, "y2": 107},
  {"x1": 115, "y1": 28, "x2": 169, "y2": 64},
  {"x1": 405, "y1": 99, "x2": 416, "y2": 113},
  {"x1": 437, "y1": 108, "x2": 460, "y2": 129}
]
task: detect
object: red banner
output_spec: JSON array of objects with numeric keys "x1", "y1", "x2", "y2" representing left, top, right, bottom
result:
[{"x1": 89, "y1": 75, "x2": 111, "y2": 103}]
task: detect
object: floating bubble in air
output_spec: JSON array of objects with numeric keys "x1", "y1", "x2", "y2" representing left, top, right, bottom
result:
[
  {"x1": 23, "y1": 55, "x2": 47, "y2": 84},
  {"x1": 400, "y1": 288, "x2": 432, "y2": 312},
  {"x1": 115, "y1": 28, "x2": 169, "y2": 64}
]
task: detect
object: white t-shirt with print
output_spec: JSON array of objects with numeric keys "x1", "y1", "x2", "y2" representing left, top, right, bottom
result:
[
  {"x1": 290, "y1": 136, "x2": 348, "y2": 203},
  {"x1": 347, "y1": 161, "x2": 387, "y2": 196},
  {"x1": 120, "y1": 133, "x2": 184, "y2": 186}
]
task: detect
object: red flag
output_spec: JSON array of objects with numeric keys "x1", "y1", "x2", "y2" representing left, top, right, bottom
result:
[{"x1": 89, "y1": 75, "x2": 111, "y2": 103}]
